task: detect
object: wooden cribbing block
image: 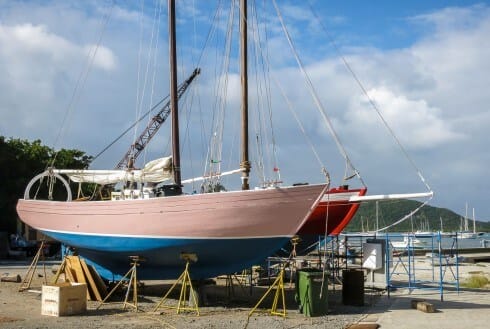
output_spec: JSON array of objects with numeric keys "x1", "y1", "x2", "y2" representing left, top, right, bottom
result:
[
  {"x1": 411, "y1": 299, "x2": 436, "y2": 313},
  {"x1": 1, "y1": 274, "x2": 21, "y2": 282},
  {"x1": 346, "y1": 324, "x2": 380, "y2": 329}
]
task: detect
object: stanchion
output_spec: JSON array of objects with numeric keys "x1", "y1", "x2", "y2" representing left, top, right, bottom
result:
[
  {"x1": 225, "y1": 272, "x2": 249, "y2": 302},
  {"x1": 153, "y1": 253, "x2": 200, "y2": 315},
  {"x1": 19, "y1": 240, "x2": 47, "y2": 291},
  {"x1": 96, "y1": 256, "x2": 143, "y2": 311},
  {"x1": 289, "y1": 236, "x2": 300, "y2": 287}
]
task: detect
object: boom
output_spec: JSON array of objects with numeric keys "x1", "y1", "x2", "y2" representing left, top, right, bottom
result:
[{"x1": 116, "y1": 68, "x2": 200, "y2": 169}]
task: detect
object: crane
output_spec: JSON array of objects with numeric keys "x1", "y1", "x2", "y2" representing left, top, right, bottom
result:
[{"x1": 115, "y1": 68, "x2": 200, "y2": 169}]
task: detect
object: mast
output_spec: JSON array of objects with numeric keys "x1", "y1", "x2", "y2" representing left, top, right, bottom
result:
[
  {"x1": 473, "y1": 208, "x2": 476, "y2": 234},
  {"x1": 169, "y1": 0, "x2": 181, "y2": 190},
  {"x1": 240, "y1": 0, "x2": 250, "y2": 190}
]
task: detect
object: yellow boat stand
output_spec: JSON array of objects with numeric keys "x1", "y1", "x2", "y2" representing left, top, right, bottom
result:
[
  {"x1": 96, "y1": 255, "x2": 143, "y2": 311},
  {"x1": 152, "y1": 253, "x2": 200, "y2": 316}
]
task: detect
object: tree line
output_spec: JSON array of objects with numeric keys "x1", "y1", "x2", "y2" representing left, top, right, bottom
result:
[{"x1": 0, "y1": 136, "x2": 92, "y2": 233}]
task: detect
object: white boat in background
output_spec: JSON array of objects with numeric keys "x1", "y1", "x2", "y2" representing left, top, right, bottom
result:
[
  {"x1": 391, "y1": 235, "x2": 427, "y2": 249},
  {"x1": 458, "y1": 204, "x2": 485, "y2": 239}
]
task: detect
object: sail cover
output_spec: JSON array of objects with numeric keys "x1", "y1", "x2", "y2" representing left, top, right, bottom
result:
[{"x1": 58, "y1": 156, "x2": 173, "y2": 185}]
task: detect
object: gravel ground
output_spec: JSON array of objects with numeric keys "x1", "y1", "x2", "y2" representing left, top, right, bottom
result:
[{"x1": 0, "y1": 262, "x2": 381, "y2": 329}]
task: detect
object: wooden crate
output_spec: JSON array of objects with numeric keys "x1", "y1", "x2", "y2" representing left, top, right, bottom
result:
[{"x1": 41, "y1": 283, "x2": 87, "y2": 316}]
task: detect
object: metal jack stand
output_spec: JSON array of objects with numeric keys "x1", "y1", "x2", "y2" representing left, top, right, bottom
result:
[
  {"x1": 96, "y1": 256, "x2": 143, "y2": 311},
  {"x1": 249, "y1": 266, "x2": 287, "y2": 318},
  {"x1": 19, "y1": 240, "x2": 47, "y2": 291},
  {"x1": 153, "y1": 253, "x2": 200, "y2": 315},
  {"x1": 225, "y1": 273, "x2": 249, "y2": 302},
  {"x1": 289, "y1": 236, "x2": 300, "y2": 287}
]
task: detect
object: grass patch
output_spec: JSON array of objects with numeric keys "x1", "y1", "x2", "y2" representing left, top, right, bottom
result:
[{"x1": 462, "y1": 275, "x2": 489, "y2": 289}]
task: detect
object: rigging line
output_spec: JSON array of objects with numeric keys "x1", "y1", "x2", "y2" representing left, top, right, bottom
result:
[
  {"x1": 272, "y1": 72, "x2": 325, "y2": 171},
  {"x1": 133, "y1": 0, "x2": 161, "y2": 163},
  {"x1": 201, "y1": 2, "x2": 225, "y2": 183},
  {"x1": 194, "y1": 0, "x2": 223, "y2": 70},
  {"x1": 248, "y1": 1, "x2": 326, "y2": 175},
  {"x1": 49, "y1": 0, "x2": 115, "y2": 168},
  {"x1": 259, "y1": 4, "x2": 281, "y2": 182},
  {"x1": 213, "y1": 1, "x2": 240, "y2": 189},
  {"x1": 207, "y1": 0, "x2": 235, "y2": 185},
  {"x1": 271, "y1": 0, "x2": 366, "y2": 187},
  {"x1": 133, "y1": 0, "x2": 145, "y2": 157},
  {"x1": 216, "y1": 0, "x2": 236, "y2": 182},
  {"x1": 251, "y1": 1, "x2": 278, "y2": 184},
  {"x1": 143, "y1": 0, "x2": 164, "y2": 166},
  {"x1": 306, "y1": 0, "x2": 432, "y2": 193},
  {"x1": 375, "y1": 195, "x2": 434, "y2": 232},
  {"x1": 320, "y1": 178, "x2": 331, "y2": 298},
  {"x1": 249, "y1": 2, "x2": 267, "y2": 185},
  {"x1": 191, "y1": 44, "x2": 209, "y2": 182},
  {"x1": 91, "y1": 94, "x2": 170, "y2": 163},
  {"x1": 182, "y1": 88, "x2": 199, "y2": 191}
]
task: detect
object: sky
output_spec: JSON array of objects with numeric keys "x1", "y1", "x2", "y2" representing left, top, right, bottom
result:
[{"x1": 0, "y1": 0, "x2": 489, "y2": 223}]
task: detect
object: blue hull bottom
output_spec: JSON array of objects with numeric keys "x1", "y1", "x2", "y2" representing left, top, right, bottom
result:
[{"x1": 47, "y1": 231, "x2": 289, "y2": 280}]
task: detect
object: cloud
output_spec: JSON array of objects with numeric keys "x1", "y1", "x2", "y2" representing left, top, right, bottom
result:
[
  {"x1": 0, "y1": 21, "x2": 116, "y2": 144},
  {"x1": 0, "y1": 23, "x2": 116, "y2": 70},
  {"x1": 345, "y1": 87, "x2": 464, "y2": 150}
]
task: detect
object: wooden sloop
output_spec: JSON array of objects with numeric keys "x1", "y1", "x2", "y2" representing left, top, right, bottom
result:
[
  {"x1": 18, "y1": 241, "x2": 47, "y2": 292},
  {"x1": 249, "y1": 267, "x2": 287, "y2": 318}
]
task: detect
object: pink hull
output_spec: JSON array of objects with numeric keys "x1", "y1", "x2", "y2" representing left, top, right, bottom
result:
[{"x1": 17, "y1": 184, "x2": 327, "y2": 240}]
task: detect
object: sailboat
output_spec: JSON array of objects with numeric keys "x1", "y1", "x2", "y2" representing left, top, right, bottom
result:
[
  {"x1": 16, "y1": 0, "x2": 328, "y2": 280},
  {"x1": 459, "y1": 204, "x2": 484, "y2": 239}
]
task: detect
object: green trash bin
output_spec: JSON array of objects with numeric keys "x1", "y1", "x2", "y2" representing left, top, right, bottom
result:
[{"x1": 295, "y1": 268, "x2": 328, "y2": 317}]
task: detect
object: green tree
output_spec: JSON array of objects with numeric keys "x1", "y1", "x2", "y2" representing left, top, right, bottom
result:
[{"x1": 0, "y1": 137, "x2": 92, "y2": 233}]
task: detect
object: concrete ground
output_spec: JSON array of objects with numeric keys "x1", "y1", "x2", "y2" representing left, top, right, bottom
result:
[
  {"x1": 2, "y1": 259, "x2": 489, "y2": 328},
  {"x1": 358, "y1": 286, "x2": 490, "y2": 329}
]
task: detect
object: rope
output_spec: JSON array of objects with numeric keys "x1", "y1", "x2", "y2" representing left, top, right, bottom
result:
[
  {"x1": 132, "y1": 0, "x2": 145, "y2": 161},
  {"x1": 203, "y1": 1, "x2": 236, "y2": 190},
  {"x1": 305, "y1": 0, "x2": 431, "y2": 193},
  {"x1": 250, "y1": 1, "x2": 282, "y2": 186},
  {"x1": 304, "y1": 0, "x2": 433, "y2": 231},
  {"x1": 142, "y1": 0, "x2": 164, "y2": 166},
  {"x1": 49, "y1": 1, "x2": 114, "y2": 169},
  {"x1": 91, "y1": 94, "x2": 170, "y2": 163},
  {"x1": 132, "y1": 0, "x2": 161, "y2": 165},
  {"x1": 375, "y1": 194, "x2": 434, "y2": 232},
  {"x1": 272, "y1": 0, "x2": 366, "y2": 187}
]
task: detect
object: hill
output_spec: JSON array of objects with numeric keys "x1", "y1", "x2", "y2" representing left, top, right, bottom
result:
[{"x1": 345, "y1": 199, "x2": 490, "y2": 233}]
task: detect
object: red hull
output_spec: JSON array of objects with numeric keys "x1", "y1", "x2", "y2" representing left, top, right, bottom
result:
[{"x1": 298, "y1": 186, "x2": 367, "y2": 236}]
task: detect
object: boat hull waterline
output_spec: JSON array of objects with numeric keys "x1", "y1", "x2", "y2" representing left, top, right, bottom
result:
[{"x1": 17, "y1": 183, "x2": 327, "y2": 280}]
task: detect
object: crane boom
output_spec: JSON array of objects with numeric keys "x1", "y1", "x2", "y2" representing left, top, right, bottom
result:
[{"x1": 115, "y1": 68, "x2": 200, "y2": 169}]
